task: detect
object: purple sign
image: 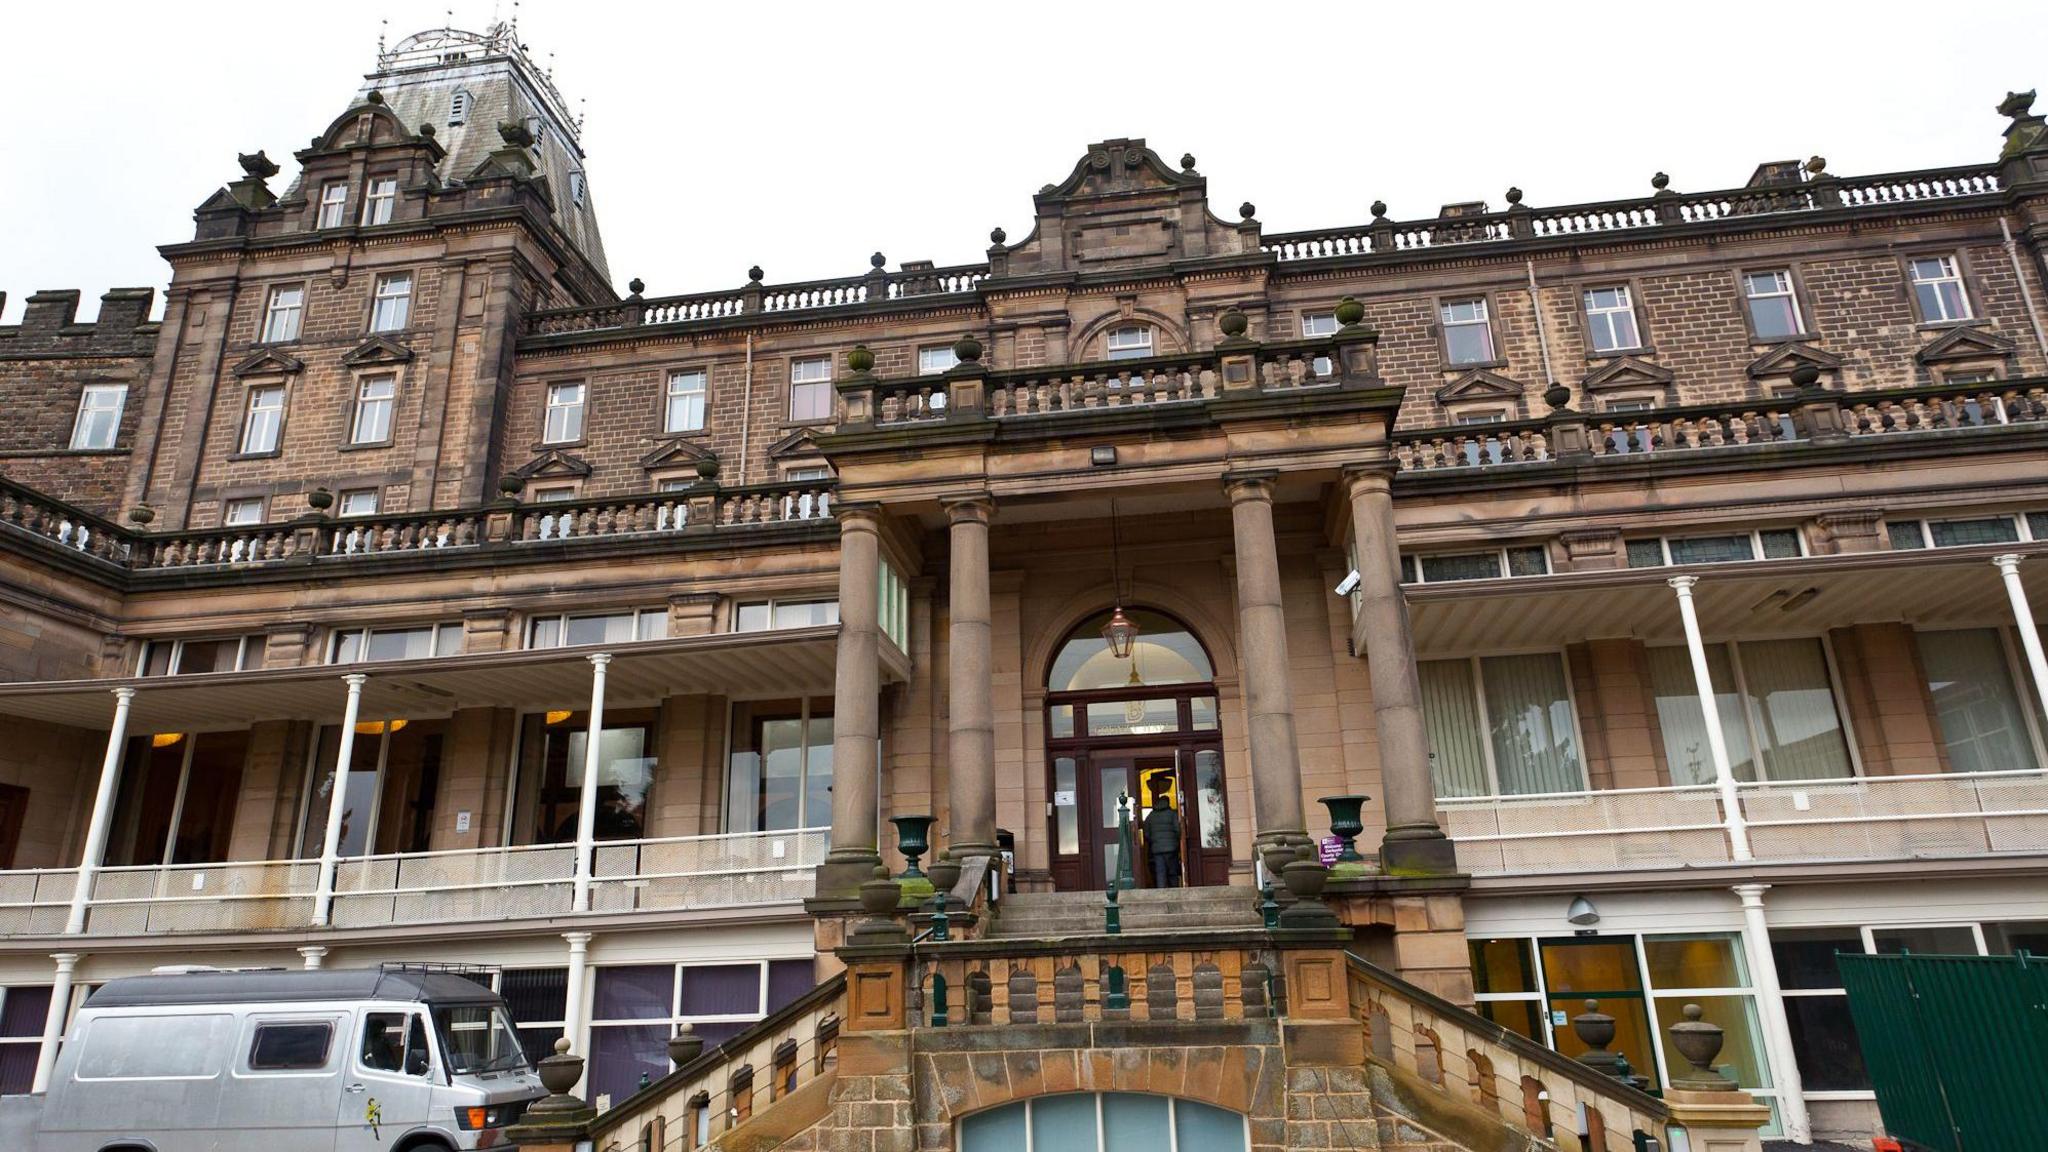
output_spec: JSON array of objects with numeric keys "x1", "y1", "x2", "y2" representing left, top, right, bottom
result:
[{"x1": 1319, "y1": 836, "x2": 1343, "y2": 866}]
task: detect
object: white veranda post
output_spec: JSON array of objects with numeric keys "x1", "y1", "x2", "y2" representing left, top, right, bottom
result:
[
  {"x1": 1667, "y1": 576, "x2": 1753, "y2": 861},
  {"x1": 65, "y1": 687, "x2": 137, "y2": 935},
  {"x1": 572, "y1": 652, "x2": 612, "y2": 913},
  {"x1": 312, "y1": 673, "x2": 370, "y2": 927}
]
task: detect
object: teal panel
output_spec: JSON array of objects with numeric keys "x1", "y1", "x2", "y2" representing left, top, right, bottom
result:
[
  {"x1": 1101, "y1": 1092, "x2": 1171, "y2": 1150},
  {"x1": 960, "y1": 1101, "x2": 1027, "y2": 1151},
  {"x1": 1030, "y1": 1093, "x2": 1099, "y2": 1150},
  {"x1": 1175, "y1": 1097, "x2": 1249, "y2": 1152}
]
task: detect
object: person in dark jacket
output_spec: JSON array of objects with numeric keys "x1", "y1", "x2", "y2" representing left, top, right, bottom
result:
[{"x1": 1142, "y1": 777, "x2": 1183, "y2": 888}]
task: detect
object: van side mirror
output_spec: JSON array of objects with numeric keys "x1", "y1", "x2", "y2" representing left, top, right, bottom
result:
[{"x1": 407, "y1": 1049, "x2": 430, "y2": 1077}]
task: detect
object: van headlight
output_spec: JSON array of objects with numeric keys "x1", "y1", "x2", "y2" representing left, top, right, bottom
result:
[{"x1": 455, "y1": 1104, "x2": 522, "y2": 1130}]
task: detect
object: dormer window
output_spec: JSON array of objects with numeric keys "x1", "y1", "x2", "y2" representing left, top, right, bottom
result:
[
  {"x1": 448, "y1": 90, "x2": 471, "y2": 126},
  {"x1": 361, "y1": 178, "x2": 397, "y2": 226},
  {"x1": 1105, "y1": 326, "x2": 1153, "y2": 361},
  {"x1": 317, "y1": 182, "x2": 349, "y2": 229}
]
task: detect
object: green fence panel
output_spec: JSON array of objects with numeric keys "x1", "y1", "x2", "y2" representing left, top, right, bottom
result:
[{"x1": 1839, "y1": 952, "x2": 2048, "y2": 1152}]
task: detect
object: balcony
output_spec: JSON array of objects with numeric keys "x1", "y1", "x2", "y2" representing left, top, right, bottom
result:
[{"x1": 0, "y1": 828, "x2": 827, "y2": 938}]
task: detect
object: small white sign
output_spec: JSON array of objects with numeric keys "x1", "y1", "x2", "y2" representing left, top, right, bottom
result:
[
  {"x1": 455, "y1": 811, "x2": 472, "y2": 833},
  {"x1": 1551, "y1": 1009, "x2": 1569, "y2": 1027},
  {"x1": 771, "y1": 839, "x2": 787, "y2": 859},
  {"x1": 191, "y1": 873, "x2": 207, "y2": 892},
  {"x1": 1052, "y1": 790, "x2": 1077, "y2": 807}
]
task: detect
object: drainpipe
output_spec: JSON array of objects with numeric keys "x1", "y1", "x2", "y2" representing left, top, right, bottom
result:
[
  {"x1": 1527, "y1": 260, "x2": 1558, "y2": 390},
  {"x1": 1999, "y1": 218, "x2": 2048, "y2": 369},
  {"x1": 738, "y1": 332, "x2": 755, "y2": 486}
]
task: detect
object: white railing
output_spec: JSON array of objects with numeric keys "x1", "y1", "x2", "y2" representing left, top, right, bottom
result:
[
  {"x1": 0, "y1": 830, "x2": 825, "y2": 938},
  {"x1": 1439, "y1": 784, "x2": 1731, "y2": 874},
  {"x1": 1440, "y1": 769, "x2": 2048, "y2": 876}
]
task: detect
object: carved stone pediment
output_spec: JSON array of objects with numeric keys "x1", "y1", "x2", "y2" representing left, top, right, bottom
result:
[
  {"x1": 766, "y1": 427, "x2": 827, "y2": 460},
  {"x1": 511, "y1": 448, "x2": 592, "y2": 480},
  {"x1": 1747, "y1": 341, "x2": 1842, "y2": 379},
  {"x1": 231, "y1": 348, "x2": 305, "y2": 377},
  {"x1": 639, "y1": 439, "x2": 719, "y2": 471},
  {"x1": 1581, "y1": 356, "x2": 1675, "y2": 392},
  {"x1": 997, "y1": 139, "x2": 1252, "y2": 277},
  {"x1": 1915, "y1": 325, "x2": 2016, "y2": 364},
  {"x1": 340, "y1": 335, "x2": 415, "y2": 367},
  {"x1": 1435, "y1": 368, "x2": 1528, "y2": 404}
]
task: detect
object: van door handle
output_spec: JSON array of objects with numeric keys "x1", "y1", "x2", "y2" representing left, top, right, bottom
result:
[{"x1": 345, "y1": 1082, "x2": 367, "y2": 1093}]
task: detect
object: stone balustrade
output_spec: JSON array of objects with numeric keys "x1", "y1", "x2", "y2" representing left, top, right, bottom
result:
[
  {"x1": 1347, "y1": 955, "x2": 1670, "y2": 1152},
  {"x1": 912, "y1": 937, "x2": 1280, "y2": 1028},
  {"x1": 524, "y1": 262, "x2": 987, "y2": 338},
  {"x1": 0, "y1": 479, "x2": 130, "y2": 565}
]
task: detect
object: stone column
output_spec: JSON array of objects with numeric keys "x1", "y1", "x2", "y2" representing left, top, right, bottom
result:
[
  {"x1": 943, "y1": 494, "x2": 998, "y2": 858},
  {"x1": 819, "y1": 505, "x2": 885, "y2": 897},
  {"x1": 1224, "y1": 472, "x2": 1309, "y2": 860},
  {"x1": 30, "y1": 952, "x2": 79, "y2": 1094},
  {"x1": 1732, "y1": 884, "x2": 1811, "y2": 1142},
  {"x1": 1344, "y1": 467, "x2": 1456, "y2": 874},
  {"x1": 561, "y1": 931, "x2": 593, "y2": 1093},
  {"x1": 65, "y1": 687, "x2": 136, "y2": 934}
]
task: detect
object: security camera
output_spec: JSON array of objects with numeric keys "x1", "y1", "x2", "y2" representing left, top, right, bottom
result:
[{"x1": 1333, "y1": 570, "x2": 1361, "y2": 597}]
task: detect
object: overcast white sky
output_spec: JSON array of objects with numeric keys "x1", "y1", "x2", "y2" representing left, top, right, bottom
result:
[{"x1": 1, "y1": 0, "x2": 2039, "y2": 322}]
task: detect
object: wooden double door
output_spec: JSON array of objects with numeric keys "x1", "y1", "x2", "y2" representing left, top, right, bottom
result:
[{"x1": 1047, "y1": 740, "x2": 1231, "y2": 891}]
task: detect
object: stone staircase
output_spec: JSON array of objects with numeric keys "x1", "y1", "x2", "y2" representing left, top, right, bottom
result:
[{"x1": 988, "y1": 885, "x2": 1263, "y2": 937}]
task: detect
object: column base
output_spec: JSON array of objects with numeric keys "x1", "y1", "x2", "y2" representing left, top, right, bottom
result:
[
  {"x1": 1379, "y1": 827, "x2": 1459, "y2": 877},
  {"x1": 944, "y1": 841, "x2": 998, "y2": 861},
  {"x1": 816, "y1": 851, "x2": 885, "y2": 901}
]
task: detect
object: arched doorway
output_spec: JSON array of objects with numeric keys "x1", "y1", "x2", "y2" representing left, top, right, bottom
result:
[{"x1": 1045, "y1": 608, "x2": 1231, "y2": 891}]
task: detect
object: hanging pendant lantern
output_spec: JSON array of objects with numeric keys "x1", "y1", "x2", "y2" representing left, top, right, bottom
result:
[{"x1": 1102, "y1": 605, "x2": 1139, "y2": 659}]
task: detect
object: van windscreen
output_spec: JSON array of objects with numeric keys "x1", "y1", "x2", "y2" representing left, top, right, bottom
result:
[
  {"x1": 77, "y1": 1013, "x2": 233, "y2": 1080},
  {"x1": 432, "y1": 1004, "x2": 529, "y2": 1075}
]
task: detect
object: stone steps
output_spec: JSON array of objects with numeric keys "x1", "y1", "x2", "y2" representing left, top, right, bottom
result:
[{"x1": 989, "y1": 886, "x2": 1262, "y2": 937}]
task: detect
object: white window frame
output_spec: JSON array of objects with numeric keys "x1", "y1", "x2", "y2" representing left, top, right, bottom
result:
[
  {"x1": 1583, "y1": 285, "x2": 1642, "y2": 353},
  {"x1": 337, "y1": 489, "x2": 380, "y2": 517},
  {"x1": 0, "y1": 986, "x2": 52, "y2": 1091},
  {"x1": 262, "y1": 284, "x2": 305, "y2": 344},
  {"x1": 350, "y1": 375, "x2": 397, "y2": 445},
  {"x1": 1440, "y1": 298, "x2": 1496, "y2": 366},
  {"x1": 1647, "y1": 633, "x2": 1865, "y2": 783},
  {"x1": 240, "y1": 384, "x2": 286, "y2": 455},
  {"x1": 1399, "y1": 546, "x2": 1551, "y2": 584},
  {"x1": 1742, "y1": 270, "x2": 1803, "y2": 339},
  {"x1": 1908, "y1": 255, "x2": 1971, "y2": 323},
  {"x1": 664, "y1": 369, "x2": 707, "y2": 434},
  {"x1": 1105, "y1": 326, "x2": 1154, "y2": 361},
  {"x1": 731, "y1": 599, "x2": 840, "y2": 633},
  {"x1": 327, "y1": 623, "x2": 464, "y2": 664},
  {"x1": 1450, "y1": 407, "x2": 1511, "y2": 426},
  {"x1": 317, "y1": 182, "x2": 349, "y2": 229},
  {"x1": 917, "y1": 346, "x2": 959, "y2": 376},
  {"x1": 788, "y1": 357, "x2": 833, "y2": 423},
  {"x1": 1625, "y1": 529, "x2": 1807, "y2": 568},
  {"x1": 370, "y1": 272, "x2": 413, "y2": 333},
  {"x1": 449, "y1": 90, "x2": 471, "y2": 125},
  {"x1": 568, "y1": 171, "x2": 586, "y2": 207},
  {"x1": 361, "y1": 177, "x2": 397, "y2": 226},
  {"x1": 1912, "y1": 624, "x2": 2048, "y2": 772},
  {"x1": 223, "y1": 497, "x2": 266, "y2": 527},
  {"x1": 525, "y1": 609, "x2": 667, "y2": 650},
  {"x1": 1300, "y1": 312, "x2": 1339, "y2": 339},
  {"x1": 140, "y1": 635, "x2": 264, "y2": 677},
  {"x1": 532, "y1": 486, "x2": 577, "y2": 504},
  {"x1": 1887, "y1": 512, "x2": 2032, "y2": 551},
  {"x1": 69, "y1": 384, "x2": 127, "y2": 450},
  {"x1": 1422, "y1": 648, "x2": 1590, "y2": 798},
  {"x1": 543, "y1": 382, "x2": 587, "y2": 444},
  {"x1": 1603, "y1": 395, "x2": 1661, "y2": 413},
  {"x1": 587, "y1": 960, "x2": 791, "y2": 1101}
]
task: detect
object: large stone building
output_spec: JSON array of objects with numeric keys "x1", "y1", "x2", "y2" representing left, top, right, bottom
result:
[{"x1": 3, "y1": 22, "x2": 2047, "y2": 1150}]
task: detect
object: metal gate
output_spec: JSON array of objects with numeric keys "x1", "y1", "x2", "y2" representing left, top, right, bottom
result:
[{"x1": 1837, "y1": 952, "x2": 2048, "y2": 1152}]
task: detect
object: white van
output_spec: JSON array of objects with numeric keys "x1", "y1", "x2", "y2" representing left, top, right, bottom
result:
[{"x1": 33, "y1": 967, "x2": 547, "y2": 1152}]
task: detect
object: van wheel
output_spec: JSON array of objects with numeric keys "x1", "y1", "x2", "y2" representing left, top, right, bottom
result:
[{"x1": 394, "y1": 1138, "x2": 454, "y2": 1152}]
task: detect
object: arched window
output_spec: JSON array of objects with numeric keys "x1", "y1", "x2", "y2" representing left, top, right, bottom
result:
[
  {"x1": 1105, "y1": 325, "x2": 1155, "y2": 361},
  {"x1": 960, "y1": 1093, "x2": 1246, "y2": 1152},
  {"x1": 1048, "y1": 609, "x2": 1213, "y2": 693}
]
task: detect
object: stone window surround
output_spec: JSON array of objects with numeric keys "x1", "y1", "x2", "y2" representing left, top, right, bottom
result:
[
  {"x1": 1598, "y1": 389, "x2": 1668, "y2": 413},
  {"x1": 1430, "y1": 291, "x2": 1508, "y2": 372},
  {"x1": 784, "y1": 354, "x2": 836, "y2": 427},
  {"x1": 525, "y1": 478, "x2": 584, "y2": 503},
  {"x1": 255, "y1": 279, "x2": 309, "y2": 346},
  {"x1": 339, "y1": 366, "x2": 405, "y2": 452},
  {"x1": 67, "y1": 382, "x2": 129, "y2": 452},
  {"x1": 360, "y1": 172, "x2": 400, "y2": 227},
  {"x1": 314, "y1": 180, "x2": 350, "y2": 230},
  {"x1": 1734, "y1": 263, "x2": 1821, "y2": 346},
  {"x1": 365, "y1": 268, "x2": 416, "y2": 336},
  {"x1": 220, "y1": 494, "x2": 268, "y2": 527},
  {"x1": 538, "y1": 378, "x2": 589, "y2": 449},
  {"x1": 1933, "y1": 363, "x2": 2007, "y2": 385},
  {"x1": 229, "y1": 377, "x2": 293, "y2": 461},
  {"x1": 657, "y1": 362, "x2": 713, "y2": 438},
  {"x1": 1897, "y1": 247, "x2": 1986, "y2": 329},
  {"x1": 1445, "y1": 399, "x2": 1519, "y2": 425},
  {"x1": 1571, "y1": 277, "x2": 1655, "y2": 359}
]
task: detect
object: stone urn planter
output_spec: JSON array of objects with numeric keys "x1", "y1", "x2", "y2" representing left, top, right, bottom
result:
[
  {"x1": 927, "y1": 855, "x2": 963, "y2": 906},
  {"x1": 858, "y1": 866, "x2": 902, "y2": 916},
  {"x1": 306, "y1": 486, "x2": 334, "y2": 511},
  {"x1": 1277, "y1": 859, "x2": 1339, "y2": 929},
  {"x1": 668, "y1": 1022, "x2": 703, "y2": 1069},
  {"x1": 890, "y1": 814, "x2": 934, "y2": 879},
  {"x1": 1318, "y1": 795, "x2": 1369, "y2": 864},
  {"x1": 1667, "y1": 1002, "x2": 1735, "y2": 1089}
]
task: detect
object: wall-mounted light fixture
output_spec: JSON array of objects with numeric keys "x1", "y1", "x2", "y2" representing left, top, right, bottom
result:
[
  {"x1": 1566, "y1": 894, "x2": 1600, "y2": 926},
  {"x1": 1090, "y1": 445, "x2": 1117, "y2": 466}
]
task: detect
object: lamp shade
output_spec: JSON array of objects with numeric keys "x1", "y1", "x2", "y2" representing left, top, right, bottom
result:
[{"x1": 1101, "y1": 605, "x2": 1139, "y2": 659}]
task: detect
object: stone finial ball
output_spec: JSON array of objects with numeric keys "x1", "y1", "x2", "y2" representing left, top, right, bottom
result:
[
  {"x1": 1180, "y1": 152, "x2": 1197, "y2": 171},
  {"x1": 1370, "y1": 200, "x2": 1388, "y2": 219},
  {"x1": 1238, "y1": 201, "x2": 1256, "y2": 220},
  {"x1": 419, "y1": 123, "x2": 437, "y2": 138},
  {"x1": 366, "y1": 89, "x2": 385, "y2": 105},
  {"x1": 1505, "y1": 186, "x2": 1524, "y2": 205},
  {"x1": 1334, "y1": 296, "x2": 1366, "y2": 328},
  {"x1": 747, "y1": 265, "x2": 764, "y2": 283},
  {"x1": 1218, "y1": 307, "x2": 1249, "y2": 339},
  {"x1": 847, "y1": 344, "x2": 875, "y2": 373},
  {"x1": 553, "y1": 1037, "x2": 571, "y2": 1056},
  {"x1": 1543, "y1": 383, "x2": 1573, "y2": 411},
  {"x1": 627, "y1": 277, "x2": 645, "y2": 296},
  {"x1": 989, "y1": 225, "x2": 1006, "y2": 245},
  {"x1": 498, "y1": 474, "x2": 524, "y2": 496},
  {"x1": 1651, "y1": 171, "x2": 1671, "y2": 190},
  {"x1": 953, "y1": 333, "x2": 984, "y2": 363},
  {"x1": 1790, "y1": 363, "x2": 1822, "y2": 389},
  {"x1": 870, "y1": 252, "x2": 887, "y2": 270}
]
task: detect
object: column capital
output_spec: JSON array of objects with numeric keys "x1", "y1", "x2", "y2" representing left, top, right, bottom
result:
[
  {"x1": 1340, "y1": 461, "x2": 1398, "y2": 496},
  {"x1": 833, "y1": 501, "x2": 885, "y2": 533},
  {"x1": 562, "y1": 930, "x2": 594, "y2": 947},
  {"x1": 1222, "y1": 469, "x2": 1280, "y2": 504},
  {"x1": 587, "y1": 652, "x2": 613, "y2": 668},
  {"x1": 48, "y1": 952, "x2": 81, "y2": 969},
  {"x1": 341, "y1": 672, "x2": 369, "y2": 688},
  {"x1": 110, "y1": 686, "x2": 136, "y2": 703},
  {"x1": 1730, "y1": 882, "x2": 1771, "y2": 904},
  {"x1": 1993, "y1": 552, "x2": 2024, "y2": 574},
  {"x1": 940, "y1": 491, "x2": 995, "y2": 525},
  {"x1": 1667, "y1": 574, "x2": 1700, "y2": 593}
]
